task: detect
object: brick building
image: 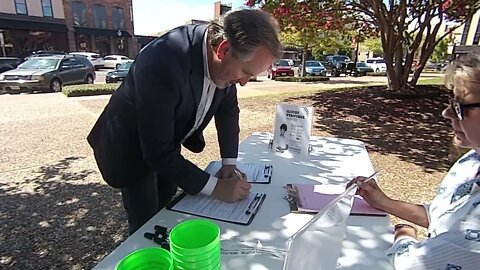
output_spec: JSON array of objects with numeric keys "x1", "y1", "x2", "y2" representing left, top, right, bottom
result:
[
  {"x1": 63, "y1": 0, "x2": 137, "y2": 57},
  {"x1": 0, "y1": 0, "x2": 69, "y2": 57},
  {"x1": 0, "y1": 0, "x2": 137, "y2": 58}
]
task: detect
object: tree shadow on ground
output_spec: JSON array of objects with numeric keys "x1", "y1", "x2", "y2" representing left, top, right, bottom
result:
[
  {"x1": 285, "y1": 85, "x2": 454, "y2": 173},
  {"x1": 0, "y1": 157, "x2": 127, "y2": 269},
  {"x1": 302, "y1": 79, "x2": 373, "y2": 85}
]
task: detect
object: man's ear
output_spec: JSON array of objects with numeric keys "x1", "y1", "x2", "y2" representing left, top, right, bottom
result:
[{"x1": 216, "y1": 40, "x2": 230, "y2": 60}]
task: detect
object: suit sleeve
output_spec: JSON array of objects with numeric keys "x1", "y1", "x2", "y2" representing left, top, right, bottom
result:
[
  {"x1": 214, "y1": 85, "x2": 240, "y2": 158},
  {"x1": 133, "y1": 53, "x2": 209, "y2": 195}
]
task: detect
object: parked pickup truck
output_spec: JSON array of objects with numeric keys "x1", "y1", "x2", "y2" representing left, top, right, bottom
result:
[{"x1": 324, "y1": 55, "x2": 351, "y2": 77}]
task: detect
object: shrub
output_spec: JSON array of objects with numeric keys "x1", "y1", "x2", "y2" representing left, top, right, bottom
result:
[
  {"x1": 63, "y1": 83, "x2": 119, "y2": 97},
  {"x1": 275, "y1": 76, "x2": 330, "y2": 82},
  {"x1": 366, "y1": 72, "x2": 387, "y2": 76}
]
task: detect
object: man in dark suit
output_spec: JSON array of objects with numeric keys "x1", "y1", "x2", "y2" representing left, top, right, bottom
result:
[{"x1": 87, "y1": 9, "x2": 283, "y2": 234}]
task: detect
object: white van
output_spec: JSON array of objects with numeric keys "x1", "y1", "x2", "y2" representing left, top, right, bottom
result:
[
  {"x1": 69, "y1": 52, "x2": 104, "y2": 69},
  {"x1": 365, "y1": 58, "x2": 386, "y2": 73}
]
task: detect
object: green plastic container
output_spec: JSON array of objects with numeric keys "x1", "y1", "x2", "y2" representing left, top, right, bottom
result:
[
  {"x1": 171, "y1": 245, "x2": 220, "y2": 263},
  {"x1": 173, "y1": 248, "x2": 220, "y2": 268},
  {"x1": 169, "y1": 219, "x2": 220, "y2": 256},
  {"x1": 116, "y1": 247, "x2": 173, "y2": 270},
  {"x1": 174, "y1": 258, "x2": 221, "y2": 270}
]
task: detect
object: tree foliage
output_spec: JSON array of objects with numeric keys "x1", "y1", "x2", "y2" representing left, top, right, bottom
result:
[
  {"x1": 246, "y1": 0, "x2": 350, "y2": 76},
  {"x1": 430, "y1": 38, "x2": 450, "y2": 63},
  {"x1": 362, "y1": 37, "x2": 383, "y2": 57},
  {"x1": 248, "y1": 0, "x2": 480, "y2": 93}
]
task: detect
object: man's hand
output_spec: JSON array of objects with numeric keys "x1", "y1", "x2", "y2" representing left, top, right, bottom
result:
[
  {"x1": 215, "y1": 165, "x2": 246, "y2": 179},
  {"x1": 211, "y1": 175, "x2": 251, "y2": 203}
]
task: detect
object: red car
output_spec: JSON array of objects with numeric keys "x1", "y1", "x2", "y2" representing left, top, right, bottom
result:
[{"x1": 267, "y1": 59, "x2": 294, "y2": 79}]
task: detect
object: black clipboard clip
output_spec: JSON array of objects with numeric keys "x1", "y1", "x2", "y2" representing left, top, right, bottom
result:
[
  {"x1": 263, "y1": 165, "x2": 273, "y2": 180},
  {"x1": 245, "y1": 193, "x2": 266, "y2": 216}
]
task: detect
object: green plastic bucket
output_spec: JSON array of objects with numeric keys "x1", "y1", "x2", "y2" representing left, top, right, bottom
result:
[
  {"x1": 169, "y1": 219, "x2": 220, "y2": 256},
  {"x1": 174, "y1": 258, "x2": 221, "y2": 270},
  {"x1": 116, "y1": 247, "x2": 173, "y2": 270},
  {"x1": 172, "y1": 247, "x2": 220, "y2": 268},
  {"x1": 171, "y1": 245, "x2": 220, "y2": 263}
]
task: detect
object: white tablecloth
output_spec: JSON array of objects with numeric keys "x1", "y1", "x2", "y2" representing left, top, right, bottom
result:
[{"x1": 93, "y1": 132, "x2": 393, "y2": 270}]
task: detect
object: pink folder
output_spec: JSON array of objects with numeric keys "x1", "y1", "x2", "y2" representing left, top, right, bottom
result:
[{"x1": 293, "y1": 184, "x2": 387, "y2": 216}]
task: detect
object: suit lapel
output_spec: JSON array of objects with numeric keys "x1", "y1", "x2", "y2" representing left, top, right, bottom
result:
[{"x1": 188, "y1": 24, "x2": 208, "y2": 110}]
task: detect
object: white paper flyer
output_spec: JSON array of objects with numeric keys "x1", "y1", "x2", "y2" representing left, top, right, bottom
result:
[{"x1": 273, "y1": 103, "x2": 313, "y2": 157}]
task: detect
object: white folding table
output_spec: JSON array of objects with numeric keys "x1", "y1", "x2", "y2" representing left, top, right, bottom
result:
[{"x1": 93, "y1": 132, "x2": 393, "y2": 270}]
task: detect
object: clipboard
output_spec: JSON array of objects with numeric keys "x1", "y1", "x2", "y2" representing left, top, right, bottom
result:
[
  {"x1": 205, "y1": 161, "x2": 273, "y2": 184},
  {"x1": 284, "y1": 184, "x2": 386, "y2": 216},
  {"x1": 166, "y1": 192, "x2": 267, "y2": 225}
]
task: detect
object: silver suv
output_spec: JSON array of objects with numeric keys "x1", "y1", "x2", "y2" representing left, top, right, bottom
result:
[{"x1": 0, "y1": 55, "x2": 95, "y2": 94}]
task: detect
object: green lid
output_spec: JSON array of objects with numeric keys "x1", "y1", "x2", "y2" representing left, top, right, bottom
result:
[
  {"x1": 169, "y1": 219, "x2": 220, "y2": 255},
  {"x1": 116, "y1": 247, "x2": 172, "y2": 270}
]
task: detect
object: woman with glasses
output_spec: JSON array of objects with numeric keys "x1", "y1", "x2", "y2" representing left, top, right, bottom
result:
[{"x1": 348, "y1": 51, "x2": 480, "y2": 270}]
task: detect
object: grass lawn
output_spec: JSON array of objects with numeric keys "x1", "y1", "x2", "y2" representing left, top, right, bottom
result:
[{"x1": 417, "y1": 76, "x2": 445, "y2": 85}]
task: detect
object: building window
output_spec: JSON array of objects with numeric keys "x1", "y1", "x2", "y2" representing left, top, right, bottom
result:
[
  {"x1": 112, "y1": 7, "x2": 125, "y2": 30},
  {"x1": 93, "y1": 4, "x2": 107, "y2": 29},
  {"x1": 42, "y1": 0, "x2": 53, "y2": 17},
  {"x1": 15, "y1": 0, "x2": 28, "y2": 15},
  {"x1": 72, "y1": 1, "x2": 87, "y2": 27}
]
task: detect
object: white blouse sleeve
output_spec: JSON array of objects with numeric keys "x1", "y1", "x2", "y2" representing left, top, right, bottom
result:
[{"x1": 386, "y1": 218, "x2": 480, "y2": 270}]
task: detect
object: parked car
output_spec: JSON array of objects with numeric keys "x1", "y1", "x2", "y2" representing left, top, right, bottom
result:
[
  {"x1": 365, "y1": 58, "x2": 386, "y2": 73},
  {"x1": 345, "y1": 62, "x2": 374, "y2": 77},
  {"x1": 0, "y1": 57, "x2": 21, "y2": 74},
  {"x1": 0, "y1": 55, "x2": 95, "y2": 94},
  {"x1": 324, "y1": 55, "x2": 351, "y2": 76},
  {"x1": 103, "y1": 55, "x2": 132, "y2": 69},
  {"x1": 25, "y1": 50, "x2": 66, "y2": 59},
  {"x1": 299, "y1": 60, "x2": 326, "y2": 76},
  {"x1": 267, "y1": 59, "x2": 294, "y2": 79},
  {"x1": 106, "y1": 60, "x2": 133, "y2": 83},
  {"x1": 69, "y1": 52, "x2": 105, "y2": 69}
]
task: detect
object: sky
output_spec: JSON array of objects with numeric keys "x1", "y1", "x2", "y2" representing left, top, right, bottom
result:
[{"x1": 132, "y1": 0, "x2": 247, "y2": 36}]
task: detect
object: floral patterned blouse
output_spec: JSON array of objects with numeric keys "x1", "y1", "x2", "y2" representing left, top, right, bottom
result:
[{"x1": 387, "y1": 150, "x2": 480, "y2": 270}]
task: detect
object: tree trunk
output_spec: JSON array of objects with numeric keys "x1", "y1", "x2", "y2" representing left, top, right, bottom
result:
[{"x1": 300, "y1": 44, "x2": 308, "y2": 77}]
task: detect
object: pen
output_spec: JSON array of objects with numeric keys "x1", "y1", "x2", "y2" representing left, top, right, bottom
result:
[
  {"x1": 234, "y1": 169, "x2": 246, "y2": 182},
  {"x1": 245, "y1": 193, "x2": 261, "y2": 215}
]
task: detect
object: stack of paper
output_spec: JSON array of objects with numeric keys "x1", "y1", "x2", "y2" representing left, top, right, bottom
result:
[{"x1": 289, "y1": 184, "x2": 386, "y2": 216}]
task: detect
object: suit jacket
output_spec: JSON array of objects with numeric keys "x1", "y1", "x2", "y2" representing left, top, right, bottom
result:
[{"x1": 87, "y1": 24, "x2": 240, "y2": 194}]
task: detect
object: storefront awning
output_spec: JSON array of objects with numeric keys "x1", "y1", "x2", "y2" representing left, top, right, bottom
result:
[
  {"x1": 0, "y1": 18, "x2": 67, "y2": 32},
  {"x1": 74, "y1": 27, "x2": 132, "y2": 38}
]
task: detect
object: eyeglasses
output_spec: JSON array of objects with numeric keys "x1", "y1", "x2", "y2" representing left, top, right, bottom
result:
[{"x1": 450, "y1": 100, "x2": 480, "y2": 120}]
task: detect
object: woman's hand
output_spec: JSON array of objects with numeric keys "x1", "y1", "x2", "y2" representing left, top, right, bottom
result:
[{"x1": 347, "y1": 176, "x2": 392, "y2": 210}]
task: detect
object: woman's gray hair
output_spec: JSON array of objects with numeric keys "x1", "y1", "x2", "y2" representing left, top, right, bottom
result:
[
  {"x1": 208, "y1": 9, "x2": 283, "y2": 61},
  {"x1": 445, "y1": 49, "x2": 480, "y2": 90}
]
